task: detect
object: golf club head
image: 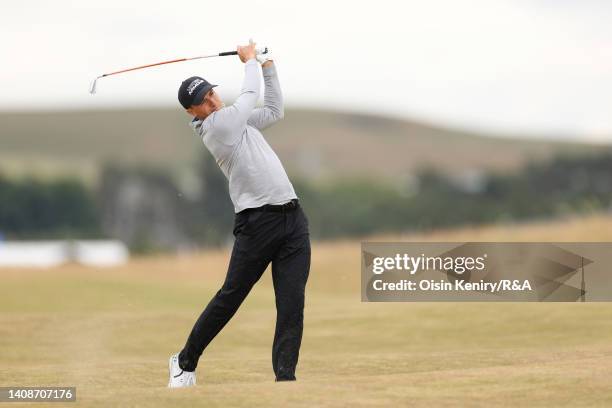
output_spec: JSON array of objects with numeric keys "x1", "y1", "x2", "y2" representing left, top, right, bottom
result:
[{"x1": 89, "y1": 77, "x2": 99, "y2": 95}]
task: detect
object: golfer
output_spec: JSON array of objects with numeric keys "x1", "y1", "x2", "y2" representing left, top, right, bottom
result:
[{"x1": 168, "y1": 39, "x2": 311, "y2": 387}]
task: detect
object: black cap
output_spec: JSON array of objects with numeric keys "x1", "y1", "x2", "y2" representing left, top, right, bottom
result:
[{"x1": 178, "y1": 76, "x2": 218, "y2": 109}]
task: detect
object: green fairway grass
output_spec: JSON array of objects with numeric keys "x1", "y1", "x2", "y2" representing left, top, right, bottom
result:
[{"x1": 2, "y1": 215, "x2": 612, "y2": 407}]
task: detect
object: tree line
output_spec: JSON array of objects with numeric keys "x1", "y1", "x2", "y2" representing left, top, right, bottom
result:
[{"x1": 1, "y1": 152, "x2": 611, "y2": 250}]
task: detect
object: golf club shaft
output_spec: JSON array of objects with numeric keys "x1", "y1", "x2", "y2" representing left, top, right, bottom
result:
[
  {"x1": 99, "y1": 57, "x2": 189, "y2": 78},
  {"x1": 89, "y1": 46, "x2": 268, "y2": 95},
  {"x1": 98, "y1": 48, "x2": 266, "y2": 78}
]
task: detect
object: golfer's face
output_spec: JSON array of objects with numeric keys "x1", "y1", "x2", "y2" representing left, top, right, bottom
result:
[{"x1": 189, "y1": 89, "x2": 223, "y2": 119}]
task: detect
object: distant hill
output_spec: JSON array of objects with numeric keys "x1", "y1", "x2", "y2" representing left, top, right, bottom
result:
[{"x1": 1, "y1": 108, "x2": 609, "y2": 184}]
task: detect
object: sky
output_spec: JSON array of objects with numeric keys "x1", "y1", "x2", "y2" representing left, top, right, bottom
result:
[{"x1": 1, "y1": 0, "x2": 611, "y2": 141}]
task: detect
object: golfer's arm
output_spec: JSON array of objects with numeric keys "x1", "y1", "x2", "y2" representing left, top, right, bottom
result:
[
  {"x1": 215, "y1": 58, "x2": 261, "y2": 133},
  {"x1": 247, "y1": 61, "x2": 284, "y2": 130}
]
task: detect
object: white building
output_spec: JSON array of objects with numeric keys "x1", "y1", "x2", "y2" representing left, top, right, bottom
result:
[{"x1": 0, "y1": 240, "x2": 129, "y2": 268}]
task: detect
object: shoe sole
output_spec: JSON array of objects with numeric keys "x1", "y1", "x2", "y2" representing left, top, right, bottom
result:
[{"x1": 167, "y1": 354, "x2": 174, "y2": 388}]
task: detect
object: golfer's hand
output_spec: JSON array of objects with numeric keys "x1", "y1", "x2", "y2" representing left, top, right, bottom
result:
[
  {"x1": 256, "y1": 47, "x2": 274, "y2": 67},
  {"x1": 237, "y1": 39, "x2": 257, "y2": 63}
]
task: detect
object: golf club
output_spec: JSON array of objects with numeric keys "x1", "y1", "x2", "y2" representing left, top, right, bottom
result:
[{"x1": 89, "y1": 46, "x2": 269, "y2": 95}]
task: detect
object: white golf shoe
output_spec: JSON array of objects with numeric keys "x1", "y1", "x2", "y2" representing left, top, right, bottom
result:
[{"x1": 168, "y1": 352, "x2": 196, "y2": 388}]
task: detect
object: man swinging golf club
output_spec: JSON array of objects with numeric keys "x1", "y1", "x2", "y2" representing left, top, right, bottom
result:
[{"x1": 168, "y1": 39, "x2": 311, "y2": 387}]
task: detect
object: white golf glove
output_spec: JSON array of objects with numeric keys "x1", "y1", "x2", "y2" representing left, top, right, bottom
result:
[
  {"x1": 256, "y1": 48, "x2": 272, "y2": 65},
  {"x1": 247, "y1": 38, "x2": 272, "y2": 65}
]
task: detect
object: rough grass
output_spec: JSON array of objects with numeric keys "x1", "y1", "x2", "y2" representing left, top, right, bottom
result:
[{"x1": 1, "y1": 213, "x2": 612, "y2": 407}]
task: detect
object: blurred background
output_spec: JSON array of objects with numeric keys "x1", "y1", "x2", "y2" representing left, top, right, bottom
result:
[
  {"x1": 2, "y1": 0, "x2": 612, "y2": 253},
  {"x1": 2, "y1": 1, "x2": 612, "y2": 405}
]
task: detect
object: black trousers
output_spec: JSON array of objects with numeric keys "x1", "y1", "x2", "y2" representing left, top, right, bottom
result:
[{"x1": 179, "y1": 201, "x2": 311, "y2": 381}]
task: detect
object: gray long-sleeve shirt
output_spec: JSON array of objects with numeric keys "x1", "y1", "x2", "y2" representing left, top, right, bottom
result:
[{"x1": 189, "y1": 58, "x2": 297, "y2": 213}]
